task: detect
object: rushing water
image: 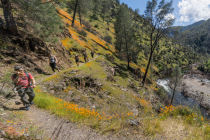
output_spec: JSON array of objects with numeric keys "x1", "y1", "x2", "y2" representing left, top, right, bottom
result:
[{"x1": 157, "y1": 79, "x2": 210, "y2": 119}]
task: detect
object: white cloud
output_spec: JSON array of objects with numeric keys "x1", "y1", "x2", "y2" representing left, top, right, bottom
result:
[
  {"x1": 178, "y1": 0, "x2": 210, "y2": 23},
  {"x1": 165, "y1": 13, "x2": 175, "y2": 20}
]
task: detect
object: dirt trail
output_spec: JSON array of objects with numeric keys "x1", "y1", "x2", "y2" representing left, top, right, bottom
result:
[
  {"x1": 24, "y1": 55, "x2": 122, "y2": 140},
  {"x1": 36, "y1": 55, "x2": 99, "y2": 84},
  {"x1": 0, "y1": 95, "x2": 118, "y2": 140},
  {"x1": 25, "y1": 106, "x2": 118, "y2": 140}
]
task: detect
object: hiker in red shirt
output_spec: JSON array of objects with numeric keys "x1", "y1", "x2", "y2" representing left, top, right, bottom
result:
[{"x1": 11, "y1": 66, "x2": 36, "y2": 111}]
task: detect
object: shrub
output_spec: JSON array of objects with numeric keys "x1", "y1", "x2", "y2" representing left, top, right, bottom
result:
[
  {"x1": 86, "y1": 27, "x2": 97, "y2": 35},
  {"x1": 0, "y1": 72, "x2": 13, "y2": 89},
  {"x1": 198, "y1": 59, "x2": 210, "y2": 73},
  {"x1": 82, "y1": 20, "x2": 91, "y2": 29},
  {"x1": 104, "y1": 35, "x2": 112, "y2": 44},
  {"x1": 90, "y1": 15, "x2": 98, "y2": 20},
  {"x1": 94, "y1": 24, "x2": 98, "y2": 28},
  {"x1": 77, "y1": 30, "x2": 87, "y2": 37},
  {"x1": 0, "y1": 37, "x2": 8, "y2": 50},
  {"x1": 105, "y1": 54, "x2": 115, "y2": 62},
  {"x1": 173, "y1": 106, "x2": 193, "y2": 116},
  {"x1": 156, "y1": 87, "x2": 167, "y2": 102}
]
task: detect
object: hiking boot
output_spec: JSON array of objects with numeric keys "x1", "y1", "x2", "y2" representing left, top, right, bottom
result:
[
  {"x1": 19, "y1": 106, "x2": 28, "y2": 110},
  {"x1": 25, "y1": 106, "x2": 30, "y2": 111},
  {"x1": 15, "y1": 101, "x2": 22, "y2": 105}
]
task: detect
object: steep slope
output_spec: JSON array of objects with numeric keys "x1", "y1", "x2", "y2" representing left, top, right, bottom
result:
[
  {"x1": 0, "y1": 2, "x2": 210, "y2": 140},
  {"x1": 32, "y1": 8, "x2": 209, "y2": 139}
]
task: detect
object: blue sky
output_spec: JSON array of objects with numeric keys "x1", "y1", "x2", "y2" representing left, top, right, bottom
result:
[{"x1": 120, "y1": 0, "x2": 210, "y2": 26}]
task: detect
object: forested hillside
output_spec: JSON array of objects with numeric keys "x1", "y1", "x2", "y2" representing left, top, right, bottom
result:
[
  {"x1": 0, "y1": 0, "x2": 209, "y2": 139},
  {"x1": 169, "y1": 19, "x2": 210, "y2": 54}
]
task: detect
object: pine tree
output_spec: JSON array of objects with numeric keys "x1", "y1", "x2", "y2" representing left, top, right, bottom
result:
[
  {"x1": 12, "y1": 0, "x2": 63, "y2": 42},
  {"x1": 101, "y1": 0, "x2": 112, "y2": 30},
  {"x1": 142, "y1": 0, "x2": 174, "y2": 86},
  {"x1": 78, "y1": 0, "x2": 93, "y2": 25},
  {"x1": 114, "y1": 4, "x2": 139, "y2": 69},
  {"x1": 68, "y1": 0, "x2": 92, "y2": 26},
  {"x1": 91, "y1": 0, "x2": 102, "y2": 20}
]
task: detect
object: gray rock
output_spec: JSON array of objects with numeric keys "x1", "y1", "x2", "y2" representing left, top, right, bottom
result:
[
  {"x1": 50, "y1": 90, "x2": 55, "y2": 94},
  {"x1": 128, "y1": 119, "x2": 139, "y2": 126},
  {"x1": 54, "y1": 84, "x2": 65, "y2": 90},
  {"x1": 131, "y1": 108, "x2": 139, "y2": 116},
  {"x1": 121, "y1": 88, "x2": 128, "y2": 92},
  {"x1": 0, "y1": 130, "x2": 6, "y2": 137}
]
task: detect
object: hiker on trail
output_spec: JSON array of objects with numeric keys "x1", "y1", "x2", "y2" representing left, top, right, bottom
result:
[
  {"x1": 75, "y1": 54, "x2": 79, "y2": 66},
  {"x1": 49, "y1": 55, "x2": 60, "y2": 72},
  {"x1": 91, "y1": 50, "x2": 95, "y2": 58},
  {"x1": 111, "y1": 67, "x2": 115, "y2": 76},
  {"x1": 11, "y1": 66, "x2": 36, "y2": 111},
  {"x1": 82, "y1": 49, "x2": 88, "y2": 63}
]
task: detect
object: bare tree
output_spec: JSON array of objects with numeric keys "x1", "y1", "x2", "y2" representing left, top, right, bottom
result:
[{"x1": 170, "y1": 66, "x2": 182, "y2": 105}]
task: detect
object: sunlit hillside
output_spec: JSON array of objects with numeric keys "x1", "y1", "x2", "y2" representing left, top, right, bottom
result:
[{"x1": 0, "y1": 0, "x2": 209, "y2": 139}]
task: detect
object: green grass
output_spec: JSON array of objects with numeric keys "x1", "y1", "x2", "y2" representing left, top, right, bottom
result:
[{"x1": 143, "y1": 119, "x2": 163, "y2": 137}]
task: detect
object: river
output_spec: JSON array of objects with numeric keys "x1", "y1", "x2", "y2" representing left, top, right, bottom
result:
[{"x1": 157, "y1": 79, "x2": 210, "y2": 119}]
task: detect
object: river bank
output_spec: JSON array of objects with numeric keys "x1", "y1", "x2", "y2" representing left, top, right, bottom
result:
[
  {"x1": 157, "y1": 73, "x2": 210, "y2": 118},
  {"x1": 181, "y1": 74, "x2": 210, "y2": 111}
]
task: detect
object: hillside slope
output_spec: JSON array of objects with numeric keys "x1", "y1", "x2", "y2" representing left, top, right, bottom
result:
[{"x1": 0, "y1": 3, "x2": 210, "y2": 140}]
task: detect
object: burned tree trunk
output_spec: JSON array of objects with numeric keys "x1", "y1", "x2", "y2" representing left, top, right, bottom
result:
[
  {"x1": 72, "y1": 0, "x2": 79, "y2": 27},
  {"x1": 1, "y1": 0, "x2": 18, "y2": 34}
]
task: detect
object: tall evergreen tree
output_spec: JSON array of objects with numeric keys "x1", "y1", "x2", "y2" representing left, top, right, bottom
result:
[
  {"x1": 115, "y1": 4, "x2": 139, "y2": 69},
  {"x1": 142, "y1": 0, "x2": 174, "y2": 86},
  {"x1": 78, "y1": 0, "x2": 93, "y2": 25},
  {"x1": 68, "y1": 0, "x2": 92, "y2": 26},
  {"x1": 101, "y1": 0, "x2": 112, "y2": 30},
  {"x1": 91, "y1": 0, "x2": 102, "y2": 20}
]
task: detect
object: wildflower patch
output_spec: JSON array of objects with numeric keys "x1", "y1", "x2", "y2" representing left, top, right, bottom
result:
[{"x1": 34, "y1": 87, "x2": 135, "y2": 124}]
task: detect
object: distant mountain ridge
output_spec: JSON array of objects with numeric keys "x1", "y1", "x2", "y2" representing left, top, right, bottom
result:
[
  {"x1": 181, "y1": 20, "x2": 206, "y2": 32},
  {"x1": 169, "y1": 19, "x2": 210, "y2": 54}
]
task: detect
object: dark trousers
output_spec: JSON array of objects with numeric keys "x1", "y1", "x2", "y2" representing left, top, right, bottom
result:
[
  {"x1": 50, "y1": 63, "x2": 58, "y2": 72},
  {"x1": 17, "y1": 87, "x2": 35, "y2": 106}
]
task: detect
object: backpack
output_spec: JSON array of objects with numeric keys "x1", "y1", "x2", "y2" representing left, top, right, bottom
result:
[
  {"x1": 50, "y1": 56, "x2": 56, "y2": 63},
  {"x1": 25, "y1": 72, "x2": 32, "y2": 86}
]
